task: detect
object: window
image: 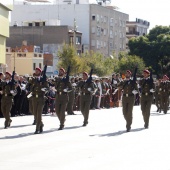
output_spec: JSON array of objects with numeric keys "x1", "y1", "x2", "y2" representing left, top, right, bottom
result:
[
  {"x1": 35, "y1": 22, "x2": 40, "y2": 26},
  {"x1": 96, "y1": 26, "x2": 101, "y2": 36},
  {"x1": 104, "y1": 29, "x2": 107, "y2": 35},
  {"x1": 92, "y1": 15, "x2": 95, "y2": 21},
  {"x1": 34, "y1": 54, "x2": 37, "y2": 57},
  {"x1": 33, "y1": 63, "x2": 36, "y2": 70},
  {"x1": 91, "y1": 40, "x2": 95, "y2": 47},
  {"x1": 76, "y1": 36, "x2": 81, "y2": 45},
  {"x1": 28, "y1": 23, "x2": 32, "y2": 26},
  {"x1": 39, "y1": 63, "x2": 42, "y2": 69},
  {"x1": 39, "y1": 54, "x2": 42, "y2": 57},
  {"x1": 104, "y1": 16, "x2": 107, "y2": 23},
  {"x1": 96, "y1": 15, "x2": 100, "y2": 23}
]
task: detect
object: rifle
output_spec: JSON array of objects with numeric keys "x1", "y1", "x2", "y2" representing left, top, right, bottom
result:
[
  {"x1": 86, "y1": 69, "x2": 93, "y2": 83},
  {"x1": 132, "y1": 66, "x2": 138, "y2": 85},
  {"x1": 63, "y1": 66, "x2": 70, "y2": 83},
  {"x1": 41, "y1": 62, "x2": 48, "y2": 82}
]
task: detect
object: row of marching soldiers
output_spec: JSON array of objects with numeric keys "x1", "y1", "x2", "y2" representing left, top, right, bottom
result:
[{"x1": 0, "y1": 67, "x2": 169, "y2": 133}]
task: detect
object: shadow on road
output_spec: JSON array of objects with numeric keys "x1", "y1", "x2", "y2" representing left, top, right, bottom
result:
[
  {"x1": 89, "y1": 128, "x2": 144, "y2": 137},
  {"x1": 150, "y1": 112, "x2": 166, "y2": 116}
]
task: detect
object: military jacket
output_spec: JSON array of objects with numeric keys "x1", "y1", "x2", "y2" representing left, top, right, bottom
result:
[
  {"x1": 139, "y1": 78, "x2": 155, "y2": 95},
  {"x1": 159, "y1": 81, "x2": 170, "y2": 96},
  {"x1": 118, "y1": 79, "x2": 138, "y2": 96},
  {"x1": 30, "y1": 77, "x2": 48, "y2": 97},
  {"x1": 77, "y1": 80, "x2": 95, "y2": 95},
  {"x1": 1, "y1": 80, "x2": 15, "y2": 97},
  {"x1": 54, "y1": 77, "x2": 72, "y2": 94}
]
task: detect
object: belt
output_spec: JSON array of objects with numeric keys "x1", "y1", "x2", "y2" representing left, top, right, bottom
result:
[
  {"x1": 142, "y1": 93, "x2": 152, "y2": 96},
  {"x1": 81, "y1": 92, "x2": 90, "y2": 95},
  {"x1": 32, "y1": 94, "x2": 44, "y2": 98},
  {"x1": 3, "y1": 94, "x2": 12, "y2": 97},
  {"x1": 123, "y1": 94, "x2": 134, "y2": 97},
  {"x1": 57, "y1": 92, "x2": 67, "y2": 95}
]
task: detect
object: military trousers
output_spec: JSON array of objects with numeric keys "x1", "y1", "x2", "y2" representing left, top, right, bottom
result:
[
  {"x1": 160, "y1": 94, "x2": 169, "y2": 113},
  {"x1": 55, "y1": 94, "x2": 68, "y2": 126},
  {"x1": 80, "y1": 94, "x2": 92, "y2": 124},
  {"x1": 122, "y1": 95, "x2": 135, "y2": 129},
  {"x1": 32, "y1": 97, "x2": 44, "y2": 131},
  {"x1": 67, "y1": 91, "x2": 75, "y2": 114},
  {"x1": 1, "y1": 96, "x2": 13, "y2": 127},
  {"x1": 141, "y1": 94, "x2": 153, "y2": 127}
]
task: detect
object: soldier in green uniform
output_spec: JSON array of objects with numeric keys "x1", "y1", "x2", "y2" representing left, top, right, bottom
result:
[
  {"x1": 0, "y1": 72, "x2": 4, "y2": 118},
  {"x1": 118, "y1": 70, "x2": 138, "y2": 132},
  {"x1": 159, "y1": 75, "x2": 170, "y2": 114},
  {"x1": 54, "y1": 68, "x2": 72, "y2": 130},
  {"x1": 140, "y1": 69, "x2": 155, "y2": 129},
  {"x1": 77, "y1": 72, "x2": 95, "y2": 126},
  {"x1": 1, "y1": 72, "x2": 15, "y2": 129},
  {"x1": 154, "y1": 79, "x2": 161, "y2": 113},
  {"x1": 31, "y1": 68, "x2": 48, "y2": 134}
]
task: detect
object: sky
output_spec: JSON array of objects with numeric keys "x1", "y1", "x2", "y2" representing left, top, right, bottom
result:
[
  {"x1": 15, "y1": 0, "x2": 170, "y2": 30},
  {"x1": 112, "y1": 0, "x2": 170, "y2": 30}
]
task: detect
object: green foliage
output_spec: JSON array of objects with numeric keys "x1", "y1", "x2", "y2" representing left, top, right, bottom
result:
[
  {"x1": 128, "y1": 25, "x2": 170, "y2": 77},
  {"x1": 115, "y1": 54, "x2": 145, "y2": 76}
]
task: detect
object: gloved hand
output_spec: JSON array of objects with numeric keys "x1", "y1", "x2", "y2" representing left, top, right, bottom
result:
[
  {"x1": 150, "y1": 89, "x2": 155, "y2": 93},
  {"x1": 10, "y1": 90, "x2": 15, "y2": 94},
  {"x1": 63, "y1": 88, "x2": 68, "y2": 92},
  {"x1": 113, "y1": 80, "x2": 117, "y2": 84},
  {"x1": 132, "y1": 90, "x2": 138, "y2": 95},
  {"x1": 41, "y1": 88, "x2": 47, "y2": 92},
  {"x1": 88, "y1": 88, "x2": 92, "y2": 92},
  {"x1": 72, "y1": 83, "x2": 77, "y2": 87},
  {"x1": 0, "y1": 91, "x2": 3, "y2": 94}
]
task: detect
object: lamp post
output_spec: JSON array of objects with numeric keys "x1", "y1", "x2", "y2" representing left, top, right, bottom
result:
[{"x1": 73, "y1": 18, "x2": 77, "y2": 48}]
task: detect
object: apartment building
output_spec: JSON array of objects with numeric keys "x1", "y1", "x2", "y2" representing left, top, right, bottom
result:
[
  {"x1": 10, "y1": 0, "x2": 129, "y2": 57},
  {"x1": 0, "y1": 0, "x2": 13, "y2": 71}
]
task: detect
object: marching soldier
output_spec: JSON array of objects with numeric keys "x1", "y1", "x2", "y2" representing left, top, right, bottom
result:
[
  {"x1": 159, "y1": 75, "x2": 170, "y2": 114},
  {"x1": 31, "y1": 67, "x2": 48, "y2": 134},
  {"x1": 139, "y1": 69, "x2": 155, "y2": 129},
  {"x1": 0, "y1": 72, "x2": 16, "y2": 128},
  {"x1": 77, "y1": 71, "x2": 95, "y2": 126},
  {"x1": 54, "y1": 68, "x2": 72, "y2": 130},
  {"x1": 118, "y1": 70, "x2": 138, "y2": 132},
  {"x1": 0, "y1": 72, "x2": 4, "y2": 118},
  {"x1": 154, "y1": 79, "x2": 161, "y2": 113}
]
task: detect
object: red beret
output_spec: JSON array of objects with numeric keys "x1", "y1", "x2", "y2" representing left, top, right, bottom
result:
[
  {"x1": 163, "y1": 75, "x2": 169, "y2": 80},
  {"x1": 143, "y1": 69, "x2": 150, "y2": 74},
  {"x1": 59, "y1": 68, "x2": 65, "y2": 73},
  {"x1": 126, "y1": 70, "x2": 132, "y2": 75},
  {"x1": 83, "y1": 72, "x2": 88, "y2": 77},
  {"x1": 5, "y1": 71, "x2": 12, "y2": 77},
  {"x1": 35, "y1": 67, "x2": 42, "y2": 73}
]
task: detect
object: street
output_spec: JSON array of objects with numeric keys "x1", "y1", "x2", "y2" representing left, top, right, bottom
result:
[{"x1": 0, "y1": 105, "x2": 170, "y2": 170}]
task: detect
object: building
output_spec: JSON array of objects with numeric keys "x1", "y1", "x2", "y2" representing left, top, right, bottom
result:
[
  {"x1": 8, "y1": 44, "x2": 44, "y2": 76},
  {"x1": 0, "y1": 0, "x2": 13, "y2": 71},
  {"x1": 126, "y1": 18, "x2": 150, "y2": 49},
  {"x1": 10, "y1": 0, "x2": 129, "y2": 57}
]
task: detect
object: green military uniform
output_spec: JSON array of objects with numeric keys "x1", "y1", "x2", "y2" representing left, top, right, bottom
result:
[
  {"x1": 140, "y1": 78, "x2": 154, "y2": 128},
  {"x1": 159, "y1": 81, "x2": 170, "y2": 114},
  {"x1": 31, "y1": 77, "x2": 48, "y2": 133},
  {"x1": 67, "y1": 82, "x2": 76, "y2": 115},
  {"x1": 26, "y1": 76, "x2": 35, "y2": 124},
  {"x1": 118, "y1": 79, "x2": 138, "y2": 132},
  {"x1": 77, "y1": 80, "x2": 95, "y2": 126},
  {"x1": 55, "y1": 77, "x2": 72, "y2": 130},
  {"x1": 1, "y1": 80, "x2": 15, "y2": 128},
  {"x1": 154, "y1": 84, "x2": 161, "y2": 113}
]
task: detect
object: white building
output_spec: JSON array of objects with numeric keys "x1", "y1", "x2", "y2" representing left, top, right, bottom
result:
[{"x1": 11, "y1": 0, "x2": 129, "y2": 57}]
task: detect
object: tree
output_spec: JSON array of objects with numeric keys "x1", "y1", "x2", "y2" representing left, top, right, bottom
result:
[{"x1": 128, "y1": 25, "x2": 170, "y2": 76}]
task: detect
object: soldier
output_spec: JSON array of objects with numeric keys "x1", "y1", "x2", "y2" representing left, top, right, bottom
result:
[
  {"x1": 54, "y1": 68, "x2": 72, "y2": 130},
  {"x1": 118, "y1": 70, "x2": 138, "y2": 132},
  {"x1": 67, "y1": 77, "x2": 76, "y2": 115},
  {"x1": 140, "y1": 69, "x2": 155, "y2": 129},
  {"x1": 154, "y1": 79, "x2": 161, "y2": 113},
  {"x1": 0, "y1": 72, "x2": 4, "y2": 118},
  {"x1": 0, "y1": 72, "x2": 16, "y2": 129},
  {"x1": 77, "y1": 71, "x2": 95, "y2": 126},
  {"x1": 31, "y1": 67, "x2": 48, "y2": 134},
  {"x1": 159, "y1": 75, "x2": 170, "y2": 114}
]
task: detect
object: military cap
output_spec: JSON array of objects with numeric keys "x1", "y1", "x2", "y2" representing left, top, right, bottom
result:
[
  {"x1": 5, "y1": 71, "x2": 12, "y2": 77},
  {"x1": 143, "y1": 69, "x2": 150, "y2": 74},
  {"x1": 83, "y1": 72, "x2": 88, "y2": 77},
  {"x1": 59, "y1": 68, "x2": 65, "y2": 73},
  {"x1": 126, "y1": 70, "x2": 132, "y2": 75},
  {"x1": 35, "y1": 67, "x2": 42, "y2": 73}
]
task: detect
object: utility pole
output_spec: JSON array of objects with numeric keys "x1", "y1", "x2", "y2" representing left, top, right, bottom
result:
[{"x1": 73, "y1": 18, "x2": 77, "y2": 48}]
